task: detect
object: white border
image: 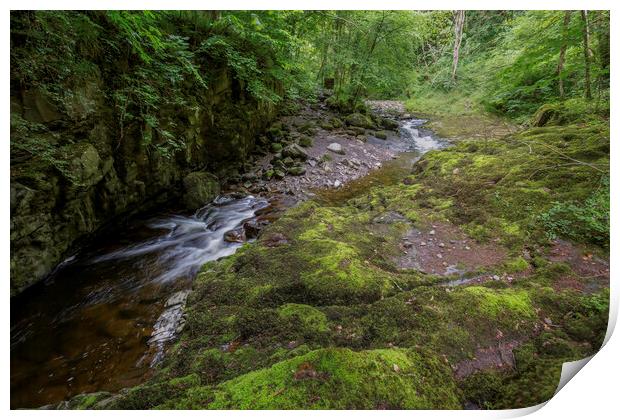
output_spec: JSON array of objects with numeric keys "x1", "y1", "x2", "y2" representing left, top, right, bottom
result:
[{"x1": 3, "y1": 1, "x2": 618, "y2": 419}]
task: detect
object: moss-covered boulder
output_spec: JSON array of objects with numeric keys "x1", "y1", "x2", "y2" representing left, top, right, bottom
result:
[
  {"x1": 162, "y1": 348, "x2": 461, "y2": 409},
  {"x1": 182, "y1": 172, "x2": 220, "y2": 209},
  {"x1": 374, "y1": 130, "x2": 388, "y2": 140},
  {"x1": 345, "y1": 113, "x2": 375, "y2": 129}
]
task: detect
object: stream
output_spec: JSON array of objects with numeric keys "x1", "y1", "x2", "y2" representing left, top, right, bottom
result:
[{"x1": 10, "y1": 117, "x2": 447, "y2": 409}]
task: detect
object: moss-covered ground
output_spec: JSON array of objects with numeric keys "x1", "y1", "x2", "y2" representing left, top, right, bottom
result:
[{"x1": 70, "y1": 110, "x2": 609, "y2": 410}]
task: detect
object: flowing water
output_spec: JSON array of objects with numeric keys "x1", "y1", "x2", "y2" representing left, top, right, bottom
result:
[
  {"x1": 10, "y1": 117, "x2": 447, "y2": 409},
  {"x1": 315, "y1": 118, "x2": 446, "y2": 205},
  {"x1": 10, "y1": 195, "x2": 282, "y2": 408}
]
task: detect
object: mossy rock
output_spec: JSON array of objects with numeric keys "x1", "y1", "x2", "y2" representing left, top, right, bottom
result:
[
  {"x1": 278, "y1": 303, "x2": 329, "y2": 335},
  {"x1": 350, "y1": 126, "x2": 366, "y2": 135},
  {"x1": 287, "y1": 166, "x2": 306, "y2": 176},
  {"x1": 329, "y1": 117, "x2": 344, "y2": 128},
  {"x1": 182, "y1": 171, "x2": 220, "y2": 210},
  {"x1": 345, "y1": 113, "x2": 375, "y2": 129},
  {"x1": 380, "y1": 117, "x2": 399, "y2": 130},
  {"x1": 173, "y1": 348, "x2": 461, "y2": 409},
  {"x1": 374, "y1": 130, "x2": 388, "y2": 140}
]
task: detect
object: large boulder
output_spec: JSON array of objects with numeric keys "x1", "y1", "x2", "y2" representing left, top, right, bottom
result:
[
  {"x1": 345, "y1": 112, "x2": 375, "y2": 129},
  {"x1": 182, "y1": 172, "x2": 220, "y2": 209}
]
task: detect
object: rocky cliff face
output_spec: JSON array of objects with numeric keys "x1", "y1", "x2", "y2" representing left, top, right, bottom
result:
[{"x1": 10, "y1": 68, "x2": 279, "y2": 296}]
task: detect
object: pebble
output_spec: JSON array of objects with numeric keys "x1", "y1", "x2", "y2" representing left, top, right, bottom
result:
[
  {"x1": 492, "y1": 275, "x2": 500, "y2": 281},
  {"x1": 465, "y1": 246, "x2": 471, "y2": 250},
  {"x1": 420, "y1": 242, "x2": 427, "y2": 246},
  {"x1": 334, "y1": 180, "x2": 342, "y2": 188},
  {"x1": 436, "y1": 253, "x2": 443, "y2": 259},
  {"x1": 439, "y1": 242, "x2": 445, "y2": 248}
]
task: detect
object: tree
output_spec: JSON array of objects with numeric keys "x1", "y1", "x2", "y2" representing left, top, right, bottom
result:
[
  {"x1": 556, "y1": 11, "x2": 572, "y2": 98},
  {"x1": 451, "y1": 10, "x2": 465, "y2": 82},
  {"x1": 581, "y1": 10, "x2": 593, "y2": 100}
]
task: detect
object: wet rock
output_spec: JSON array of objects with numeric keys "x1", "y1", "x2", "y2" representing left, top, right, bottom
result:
[
  {"x1": 327, "y1": 143, "x2": 345, "y2": 155},
  {"x1": 224, "y1": 227, "x2": 246, "y2": 243},
  {"x1": 243, "y1": 220, "x2": 265, "y2": 239},
  {"x1": 263, "y1": 233, "x2": 289, "y2": 247},
  {"x1": 148, "y1": 290, "x2": 191, "y2": 366}
]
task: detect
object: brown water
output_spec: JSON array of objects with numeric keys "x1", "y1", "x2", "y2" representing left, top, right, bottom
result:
[
  {"x1": 10, "y1": 118, "x2": 446, "y2": 409},
  {"x1": 10, "y1": 195, "x2": 287, "y2": 408}
]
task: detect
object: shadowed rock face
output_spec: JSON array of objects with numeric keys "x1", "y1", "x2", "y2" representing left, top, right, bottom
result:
[{"x1": 10, "y1": 72, "x2": 278, "y2": 296}]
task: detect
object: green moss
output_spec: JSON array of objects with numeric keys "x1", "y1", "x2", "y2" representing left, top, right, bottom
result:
[
  {"x1": 464, "y1": 287, "x2": 535, "y2": 319},
  {"x1": 409, "y1": 122, "x2": 609, "y2": 250},
  {"x1": 503, "y1": 256, "x2": 530, "y2": 273},
  {"x1": 204, "y1": 348, "x2": 460, "y2": 409},
  {"x1": 278, "y1": 304, "x2": 329, "y2": 334}
]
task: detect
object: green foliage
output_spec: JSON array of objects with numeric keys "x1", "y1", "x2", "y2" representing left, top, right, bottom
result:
[
  {"x1": 540, "y1": 177, "x2": 609, "y2": 247},
  {"x1": 407, "y1": 11, "x2": 609, "y2": 121},
  {"x1": 11, "y1": 10, "x2": 308, "y2": 161}
]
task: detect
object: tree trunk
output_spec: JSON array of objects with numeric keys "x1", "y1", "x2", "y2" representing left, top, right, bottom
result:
[
  {"x1": 596, "y1": 11, "x2": 610, "y2": 94},
  {"x1": 556, "y1": 11, "x2": 572, "y2": 98},
  {"x1": 451, "y1": 10, "x2": 466, "y2": 82},
  {"x1": 581, "y1": 10, "x2": 592, "y2": 100}
]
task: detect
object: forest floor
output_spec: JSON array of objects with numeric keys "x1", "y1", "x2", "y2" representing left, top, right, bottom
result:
[{"x1": 55, "y1": 97, "x2": 609, "y2": 410}]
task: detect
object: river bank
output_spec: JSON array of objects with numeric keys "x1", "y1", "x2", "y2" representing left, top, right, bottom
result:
[
  {"x1": 20, "y1": 100, "x2": 609, "y2": 410},
  {"x1": 11, "y1": 99, "x2": 433, "y2": 408}
]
